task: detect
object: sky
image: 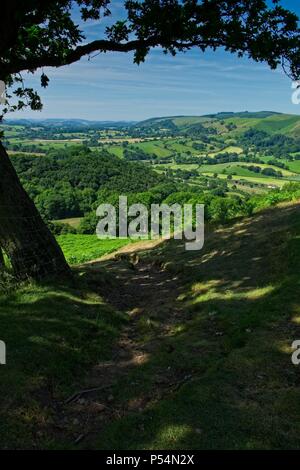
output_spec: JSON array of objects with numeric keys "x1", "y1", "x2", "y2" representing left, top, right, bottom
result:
[{"x1": 9, "y1": 0, "x2": 300, "y2": 122}]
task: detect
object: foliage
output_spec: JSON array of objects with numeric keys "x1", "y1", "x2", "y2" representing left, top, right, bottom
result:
[
  {"x1": 11, "y1": 146, "x2": 164, "y2": 220},
  {"x1": 239, "y1": 129, "x2": 300, "y2": 159},
  {"x1": 0, "y1": 1, "x2": 299, "y2": 117}
]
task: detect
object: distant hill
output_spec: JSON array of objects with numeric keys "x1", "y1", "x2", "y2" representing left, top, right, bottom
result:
[
  {"x1": 135, "y1": 111, "x2": 300, "y2": 137},
  {"x1": 4, "y1": 118, "x2": 136, "y2": 130},
  {"x1": 5, "y1": 111, "x2": 300, "y2": 137},
  {"x1": 203, "y1": 111, "x2": 281, "y2": 119}
]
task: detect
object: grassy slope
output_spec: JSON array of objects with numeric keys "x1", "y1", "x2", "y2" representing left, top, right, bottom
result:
[
  {"x1": 0, "y1": 277, "x2": 126, "y2": 449},
  {"x1": 55, "y1": 217, "x2": 82, "y2": 228},
  {"x1": 91, "y1": 201, "x2": 300, "y2": 449},
  {"x1": 156, "y1": 161, "x2": 295, "y2": 188},
  {"x1": 199, "y1": 162, "x2": 294, "y2": 177},
  {"x1": 137, "y1": 113, "x2": 300, "y2": 137},
  {"x1": 1, "y1": 201, "x2": 300, "y2": 449},
  {"x1": 211, "y1": 173, "x2": 286, "y2": 187},
  {"x1": 208, "y1": 146, "x2": 244, "y2": 157}
]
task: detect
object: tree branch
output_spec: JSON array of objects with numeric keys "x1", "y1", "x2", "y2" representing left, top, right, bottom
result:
[
  {"x1": 1, "y1": 37, "x2": 159, "y2": 77},
  {"x1": 1, "y1": 35, "x2": 215, "y2": 78}
]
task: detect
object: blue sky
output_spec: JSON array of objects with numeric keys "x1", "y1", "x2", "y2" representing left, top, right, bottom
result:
[{"x1": 11, "y1": 0, "x2": 300, "y2": 121}]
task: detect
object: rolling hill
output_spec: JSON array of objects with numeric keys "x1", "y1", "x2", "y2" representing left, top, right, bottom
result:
[{"x1": 135, "y1": 111, "x2": 300, "y2": 137}]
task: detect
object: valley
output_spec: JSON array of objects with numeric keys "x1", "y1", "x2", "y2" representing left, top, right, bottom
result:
[{"x1": 3, "y1": 112, "x2": 300, "y2": 203}]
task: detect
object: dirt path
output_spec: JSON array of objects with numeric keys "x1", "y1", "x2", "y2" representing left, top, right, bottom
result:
[
  {"x1": 57, "y1": 242, "x2": 187, "y2": 446},
  {"x1": 87, "y1": 244, "x2": 185, "y2": 386}
]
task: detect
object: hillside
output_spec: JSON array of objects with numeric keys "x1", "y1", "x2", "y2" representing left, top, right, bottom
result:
[
  {"x1": 4, "y1": 118, "x2": 135, "y2": 130},
  {"x1": 135, "y1": 111, "x2": 300, "y2": 137},
  {"x1": 4, "y1": 111, "x2": 300, "y2": 138},
  {"x1": 11, "y1": 146, "x2": 166, "y2": 220},
  {"x1": 1, "y1": 200, "x2": 300, "y2": 449}
]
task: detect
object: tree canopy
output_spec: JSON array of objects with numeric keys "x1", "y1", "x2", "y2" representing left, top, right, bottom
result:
[{"x1": 0, "y1": 0, "x2": 299, "y2": 115}]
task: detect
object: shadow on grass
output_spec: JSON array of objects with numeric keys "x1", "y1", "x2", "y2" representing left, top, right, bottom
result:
[
  {"x1": 1, "y1": 202, "x2": 300, "y2": 449},
  {"x1": 0, "y1": 276, "x2": 126, "y2": 449},
  {"x1": 81, "y1": 202, "x2": 300, "y2": 450}
]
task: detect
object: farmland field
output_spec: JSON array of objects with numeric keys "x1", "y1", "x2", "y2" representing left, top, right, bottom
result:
[
  {"x1": 55, "y1": 217, "x2": 82, "y2": 228},
  {"x1": 198, "y1": 162, "x2": 297, "y2": 177},
  {"x1": 203, "y1": 172, "x2": 286, "y2": 187},
  {"x1": 208, "y1": 145, "x2": 243, "y2": 157}
]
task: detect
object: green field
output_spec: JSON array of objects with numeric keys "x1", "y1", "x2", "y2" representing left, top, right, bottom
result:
[
  {"x1": 198, "y1": 162, "x2": 297, "y2": 178},
  {"x1": 106, "y1": 145, "x2": 125, "y2": 158},
  {"x1": 57, "y1": 234, "x2": 131, "y2": 264},
  {"x1": 56, "y1": 217, "x2": 82, "y2": 228},
  {"x1": 154, "y1": 160, "x2": 296, "y2": 190},
  {"x1": 106, "y1": 138, "x2": 207, "y2": 159},
  {"x1": 155, "y1": 163, "x2": 199, "y2": 171},
  {"x1": 135, "y1": 141, "x2": 172, "y2": 157},
  {"x1": 208, "y1": 145, "x2": 243, "y2": 157},
  {"x1": 203, "y1": 172, "x2": 286, "y2": 188},
  {"x1": 282, "y1": 160, "x2": 300, "y2": 174}
]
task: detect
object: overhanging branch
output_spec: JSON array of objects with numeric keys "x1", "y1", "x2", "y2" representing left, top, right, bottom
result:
[
  {"x1": 1, "y1": 37, "x2": 159, "y2": 77},
  {"x1": 1, "y1": 35, "x2": 214, "y2": 78}
]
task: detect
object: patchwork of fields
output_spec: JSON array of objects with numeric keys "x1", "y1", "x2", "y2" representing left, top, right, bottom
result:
[
  {"x1": 3, "y1": 111, "x2": 300, "y2": 229},
  {"x1": 4, "y1": 112, "x2": 300, "y2": 198}
]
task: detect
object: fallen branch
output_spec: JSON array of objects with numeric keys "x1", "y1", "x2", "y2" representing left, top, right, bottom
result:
[
  {"x1": 170, "y1": 374, "x2": 194, "y2": 393},
  {"x1": 64, "y1": 384, "x2": 112, "y2": 405}
]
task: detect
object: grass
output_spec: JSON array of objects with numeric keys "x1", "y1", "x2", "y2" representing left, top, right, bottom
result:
[
  {"x1": 155, "y1": 163, "x2": 199, "y2": 171},
  {"x1": 136, "y1": 141, "x2": 171, "y2": 157},
  {"x1": 203, "y1": 172, "x2": 286, "y2": 188},
  {"x1": 55, "y1": 217, "x2": 82, "y2": 228},
  {"x1": 57, "y1": 234, "x2": 131, "y2": 264},
  {"x1": 216, "y1": 114, "x2": 300, "y2": 137},
  {"x1": 8, "y1": 151, "x2": 45, "y2": 157},
  {"x1": 0, "y1": 277, "x2": 126, "y2": 449},
  {"x1": 208, "y1": 146, "x2": 243, "y2": 157},
  {"x1": 1, "y1": 201, "x2": 300, "y2": 449},
  {"x1": 88, "y1": 201, "x2": 300, "y2": 449},
  {"x1": 106, "y1": 145, "x2": 124, "y2": 158},
  {"x1": 254, "y1": 114, "x2": 300, "y2": 135},
  {"x1": 282, "y1": 160, "x2": 300, "y2": 174},
  {"x1": 200, "y1": 163, "x2": 256, "y2": 177},
  {"x1": 238, "y1": 162, "x2": 296, "y2": 177},
  {"x1": 199, "y1": 162, "x2": 296, "y2": 178},
  {"x1": 107, "y1": 138, "x2": 209, "y2": 159},
  {"x1": 154, "y1": 160, "x2": 297, "y2": 192}
]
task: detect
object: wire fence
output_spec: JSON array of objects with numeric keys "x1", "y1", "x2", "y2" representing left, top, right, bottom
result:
[{"x1": 0, "y1": 208, "x2": 68, "y2": 285}]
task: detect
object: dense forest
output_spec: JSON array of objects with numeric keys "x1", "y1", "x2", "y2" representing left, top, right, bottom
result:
[{"x1": 11, "y1": 146, "x2": 164, "y2": 220}]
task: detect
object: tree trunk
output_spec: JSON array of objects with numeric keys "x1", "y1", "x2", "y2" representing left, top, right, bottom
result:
[{"x1": 0, "y1": 142, "x2": 71, "y2": 280}]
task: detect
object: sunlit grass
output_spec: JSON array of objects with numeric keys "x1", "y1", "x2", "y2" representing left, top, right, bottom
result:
[{"x1": 57, "y1": 234, "x2": 131, "y2": 264}]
